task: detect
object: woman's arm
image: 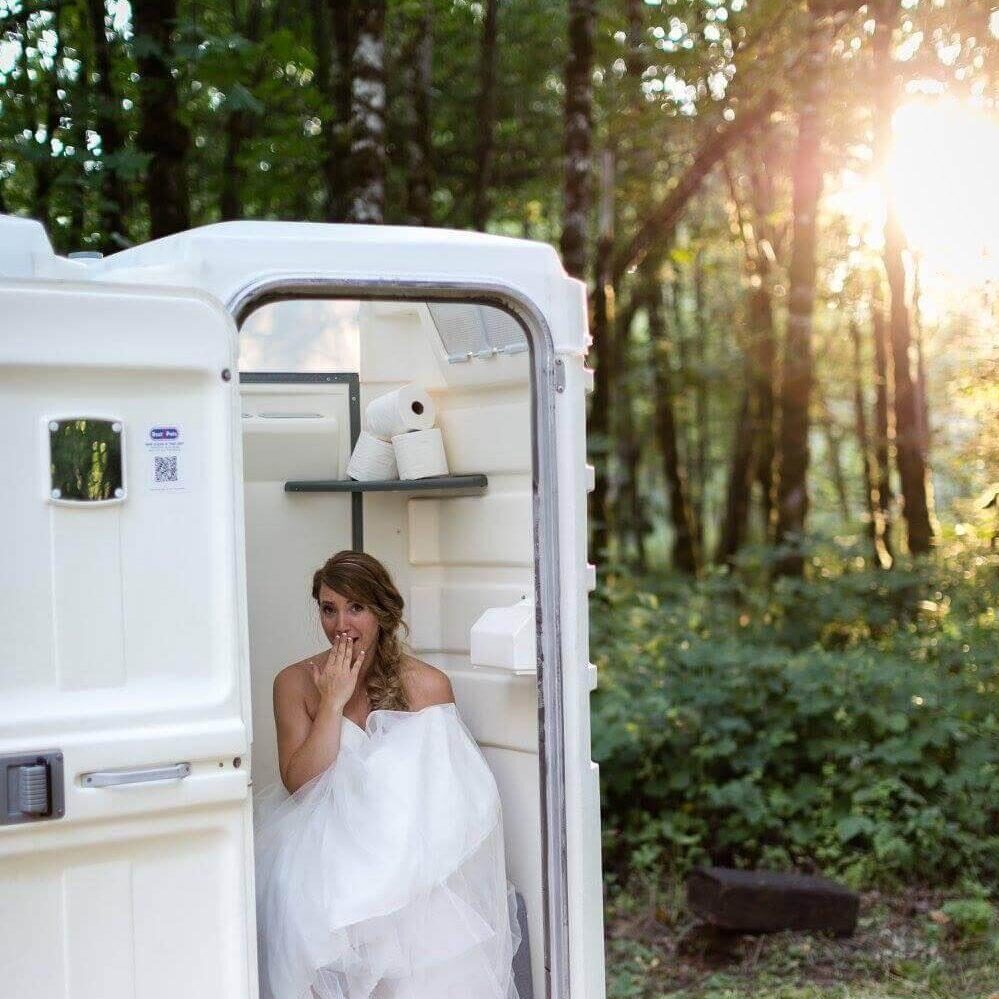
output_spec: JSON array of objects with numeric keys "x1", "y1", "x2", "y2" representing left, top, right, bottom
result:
[{"x1": 275, "y1": 636, "x2": 362, "y2": 793}]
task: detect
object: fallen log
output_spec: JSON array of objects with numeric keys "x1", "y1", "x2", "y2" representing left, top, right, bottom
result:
[{"x1": 686, "y1": 866, "x2": 860, "y2": 936}]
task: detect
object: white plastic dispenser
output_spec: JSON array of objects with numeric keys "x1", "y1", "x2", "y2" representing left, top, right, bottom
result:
[{"x1": 469, "y1": 598, "x2": 537, "y2": 675}]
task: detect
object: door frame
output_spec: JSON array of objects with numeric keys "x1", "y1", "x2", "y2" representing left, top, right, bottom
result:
[{"x1": 228, "y1": 274, "x2": 570, "y2": 999}]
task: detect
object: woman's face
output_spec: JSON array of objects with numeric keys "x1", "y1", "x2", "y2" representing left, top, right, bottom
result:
[{"x1": 317, "y1": 584, "x2": 379, "y2": 663}]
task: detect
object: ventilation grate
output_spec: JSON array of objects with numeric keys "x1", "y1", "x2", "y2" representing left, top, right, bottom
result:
[{"x1": 427, "y1": 303, "x2": 528, "y2": 363}]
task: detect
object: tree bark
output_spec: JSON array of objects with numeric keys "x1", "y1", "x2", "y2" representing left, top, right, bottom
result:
[
  {"x1": 646, "y1": 261, "x2": 699, "y2": 574},
  {"x1": 911, "y1": 254, "x2": 930, "y2": 454},
  {"x1": 692, "y1": 249, "x2": 708, "y2": 551},
  {"x1": 588, "y1": 149, "x2": 615, "y2": 563},
  {"x1": 850, "y1": 319, "x2": 893, "y2": 566},
  {"x1": 872, "y1": 0, "x2": 934, "y2": 553},
  {"x1": 746, "y1": 149, "x2": 779, "y2": 540},
  {"x1": 870, "y1": 284, "x2": 894, "y2": 564},
  {"x1": 716, "y1": 373, "x2": 757, "y2": 566},
  {"x1": 313, "y1": 0, "x2": 354, "y2": 221},
  {"x1": 67, "y1": 40, "x2": 89, "y2": 250},
  {"x1": 346, "y1": 0, "x2": 386, "y2": 224},
  {"x1": 404, "y1": 1, "x2": 434, "y2": 225},
  {"x1": 85, "y1": 0, "x2": 131, "y2": 248},
  {"x1": 613, "y1": 298, "x2": 646, "y2": 570},
  {"x1": 31, "y1": 3, "x2": 64, "y2": 232},
  {"x1": 471, "y1": 0, "x2": 499, "y2": 230},
  {"x1": 133, "y1": 0, "x2": 191, "y2": 237},
  {"x1": 722, "y1": 154, "x2": 777, "y2": 550},
  {"x1": 220, "y1": 0, "x2": 264, "y2": 221},
  {"x1": 560, "y1": 0, "x2": 595, "y2": 279},
  {"x1": 774, "y1": 6, "x2": 827, "y2": 577},
  {"x1": 816, "y1": 386, "x2": 850, "y2": 524}
]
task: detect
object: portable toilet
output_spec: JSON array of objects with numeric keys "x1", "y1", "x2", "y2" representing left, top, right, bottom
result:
[{"x1": 0, "y1": 216, "x2": 605, "y2": 999}]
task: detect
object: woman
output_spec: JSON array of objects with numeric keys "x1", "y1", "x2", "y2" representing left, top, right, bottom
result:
[{"x1": 253, "y1": 550, "x2": 521, "y2": 999}]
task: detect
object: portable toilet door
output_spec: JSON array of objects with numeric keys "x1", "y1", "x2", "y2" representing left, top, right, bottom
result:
[
  {"x1": 0, "y1": 236, "x2": 257, "y2": 998},
  {"x1": 0, "y1": 218, "x2": 606, "y2": 999}
]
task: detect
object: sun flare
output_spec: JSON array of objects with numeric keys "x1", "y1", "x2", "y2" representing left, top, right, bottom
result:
[
  {"x1": 890, "y1": 100, "x2": 999, "y2": 283},
  {"x1": 830, "y1": 99, "x2": 999, "y2": 287}
]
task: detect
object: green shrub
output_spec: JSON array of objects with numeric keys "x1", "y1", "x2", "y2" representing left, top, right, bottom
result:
[{"x1": 590, "y1": 543, "x2": 999, "y2": 887}]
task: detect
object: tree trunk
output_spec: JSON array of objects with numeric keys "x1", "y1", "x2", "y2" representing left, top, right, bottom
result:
[
  {"x1": 774, "y1": 5, "x2": 827, "y2": 577},
  {"x1": 646, "y1": 261, "x2": 699, "y2": 575},
  {"x1": 85, "y1": 0, "x2": 131, "y2": 248},
  {"x1": 67, "y1": 43, "x2": 89, "y2": 250},
  {"x1": 692, "y1": 249, "x2": 708, "y2": 551},
  {"x1": 613, "y1": 297, "x2": 646, "y2": 569},
  {"x1": 911, "y1": 254, "x2": 930, "y2": 454},
  {"x1": 722, "y1": 154, "x2": 777, "y2": 551},
  {"x1": 746, "y1": 150, "x2": 779, "y2": 540},
  {"x1": 346, "y1": 0, "x2": 386, "y2": 224},
  {"x1": 314, "y1": 0, "x2": 353, "y2": 221},
  {"x1": 588, "y1": 149, "x2": 615, "y2": 563},
  {"x1": 133, "y1": 0, "x2": 191, "y2": 237},
  {"x1": 610, "y1": 0, "x2": 648, "y2": 569},
  {"x1": 560, "y1": 0, "x2": 595, "y2": 280},
  {"x1": 219, "y1": 114, "x2": 245, "y2": 221},
  {"x1": 850, "y1": 319, "x2": 893, "y2": 567},
  {"x1": 220, "y1": 0, "x2": 263, "y2": 222},
  {"x1": 872, "y1": 0, "x2": 934, "y2": 553},
  {"x1": 816, "y1": 387, "x2": 850, "y2": 525},
  {"x1": 471, "y1": 0, "x2": 499, "y2": 230},
  {"x1": 31, "y1": 3, "x2": 64, "y2": 232},
  {"x1": 870, "y1": 283, "x2": 894, "y2": 563},
  {"x1": 404, "y1": 1, "x2": 434, "y2": 226},
  {"x1": 716, "y1": 373, "x2": 757, "y2": 566}
]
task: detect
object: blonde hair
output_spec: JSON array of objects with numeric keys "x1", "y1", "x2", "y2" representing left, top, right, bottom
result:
[{"x1": 311, "y1": 551, "x2": 410, "y2": 711}]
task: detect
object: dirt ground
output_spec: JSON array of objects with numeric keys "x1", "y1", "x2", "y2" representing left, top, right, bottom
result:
[{"x1": 604, "y1": 885, "x2": 999, "y2": 999}]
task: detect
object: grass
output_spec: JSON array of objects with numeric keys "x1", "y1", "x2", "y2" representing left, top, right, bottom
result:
[{"x1": 604, "y1": 879, "x2": 999, "y2": 999}]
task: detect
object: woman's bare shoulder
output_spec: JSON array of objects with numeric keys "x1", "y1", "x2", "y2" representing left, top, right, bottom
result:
[{"x1": 400, "y1": 657, "x2": 455, "y2": 709}]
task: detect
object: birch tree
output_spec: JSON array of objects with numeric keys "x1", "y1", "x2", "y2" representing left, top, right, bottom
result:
[{"x1": 346, "y1": 0, "x2": 386, "y2": 224}]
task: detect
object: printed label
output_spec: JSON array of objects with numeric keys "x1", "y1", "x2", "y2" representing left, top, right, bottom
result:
[{"x1": 144, "y1": 423, "x2": 187, "y2": 491}]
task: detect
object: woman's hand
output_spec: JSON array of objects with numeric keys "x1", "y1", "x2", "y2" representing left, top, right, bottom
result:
[{"x1": 310, "y1": 634, "x2": 364, "y2": 711}]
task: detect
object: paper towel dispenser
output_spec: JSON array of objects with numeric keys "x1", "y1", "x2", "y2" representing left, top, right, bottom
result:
[{"x1": 469, "y1": 598, "x2": 537, "y2": 674}]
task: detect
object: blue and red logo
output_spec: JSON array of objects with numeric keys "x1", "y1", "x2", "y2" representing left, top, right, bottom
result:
[{"x1": 150, "y1": 427, "x2": 180, "y2": 441}]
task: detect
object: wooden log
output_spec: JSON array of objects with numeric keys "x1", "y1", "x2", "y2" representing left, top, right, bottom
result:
[{"x1": 686, "y1": 866, "x2": 860, "y2": 936}]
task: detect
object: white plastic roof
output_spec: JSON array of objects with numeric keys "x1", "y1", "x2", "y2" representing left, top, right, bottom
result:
[{"x1": 0, "y1": 218, "x2": 589, "y2": 354}]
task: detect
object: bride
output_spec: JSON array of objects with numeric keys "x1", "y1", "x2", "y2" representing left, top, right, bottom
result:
[{"x1": 253, "y1": 550, "x2": 522, "y2": 999}]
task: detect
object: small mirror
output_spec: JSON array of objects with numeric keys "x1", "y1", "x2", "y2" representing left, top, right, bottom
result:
[{"x1": 48, "y1": 418, "x2": 124, "y2": 502}]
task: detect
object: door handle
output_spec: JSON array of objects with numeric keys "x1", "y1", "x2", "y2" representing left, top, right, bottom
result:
[{"x1": 81, "y1": 763, "x2": 192, "y2": 787}]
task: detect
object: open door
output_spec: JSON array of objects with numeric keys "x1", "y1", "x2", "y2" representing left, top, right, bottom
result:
[{"x1": 0, "y1": 278, "x2": 257, "y2": 998}]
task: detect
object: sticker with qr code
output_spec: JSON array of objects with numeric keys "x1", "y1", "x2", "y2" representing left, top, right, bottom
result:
[{"x1": 144, "y1": 423, "x2": 187, "y2": 491}]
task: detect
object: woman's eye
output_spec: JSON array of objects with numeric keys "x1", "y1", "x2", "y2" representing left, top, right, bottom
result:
[{"x1": 350, "y1": 604, "x2": 363, "y2": 613}]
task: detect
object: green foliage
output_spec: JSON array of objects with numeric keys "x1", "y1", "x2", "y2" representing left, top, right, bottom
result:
[{"x1": 591, "y1": 543, "x2": 999, "y2": 887}]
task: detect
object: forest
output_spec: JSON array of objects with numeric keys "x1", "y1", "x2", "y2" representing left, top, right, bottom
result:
[{"x1": 2, "y1": 0, "x2": 998, "y2": 995}]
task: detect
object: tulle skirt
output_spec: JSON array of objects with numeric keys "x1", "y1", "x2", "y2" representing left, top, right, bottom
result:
[{"x1": 253, "y1": 702, "x2": 521, "y2": 999}]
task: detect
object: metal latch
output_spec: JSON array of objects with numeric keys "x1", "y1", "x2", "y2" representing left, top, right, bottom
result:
[
  {"x1": 1, "y1": 751, "x2": 65, "y2": 825},
  {"x1": 18, "y1": 765, "x2": 49, "y2": 814}
]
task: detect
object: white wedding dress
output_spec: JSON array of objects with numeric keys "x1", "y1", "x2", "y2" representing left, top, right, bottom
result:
[{"x1": 253, "y1": 702, "x2": 522, "y2": 999}]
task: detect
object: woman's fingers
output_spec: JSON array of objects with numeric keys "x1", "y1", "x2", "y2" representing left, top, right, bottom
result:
[
  {"x1": 325, "y1": 632, "x2": 354, "y2": 673},
  {"x1": 338, "y1": 634, "x2": 353, "y2": 670}
]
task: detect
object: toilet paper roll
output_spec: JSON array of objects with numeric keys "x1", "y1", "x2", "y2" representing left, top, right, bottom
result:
[
  {"x1": 366, "y1": 384, "x2": 436, "y2": 439},
  {"x1": 347, "y1": 431, "x2": 399, "y2": 481},
  {"x1": 392, "y1": 428, "x2": 450, "y2": 480}
]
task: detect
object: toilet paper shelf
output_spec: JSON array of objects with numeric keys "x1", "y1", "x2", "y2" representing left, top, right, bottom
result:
[{"x1": 284, "y1": 474, "x2": 489, "y2": 495}]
